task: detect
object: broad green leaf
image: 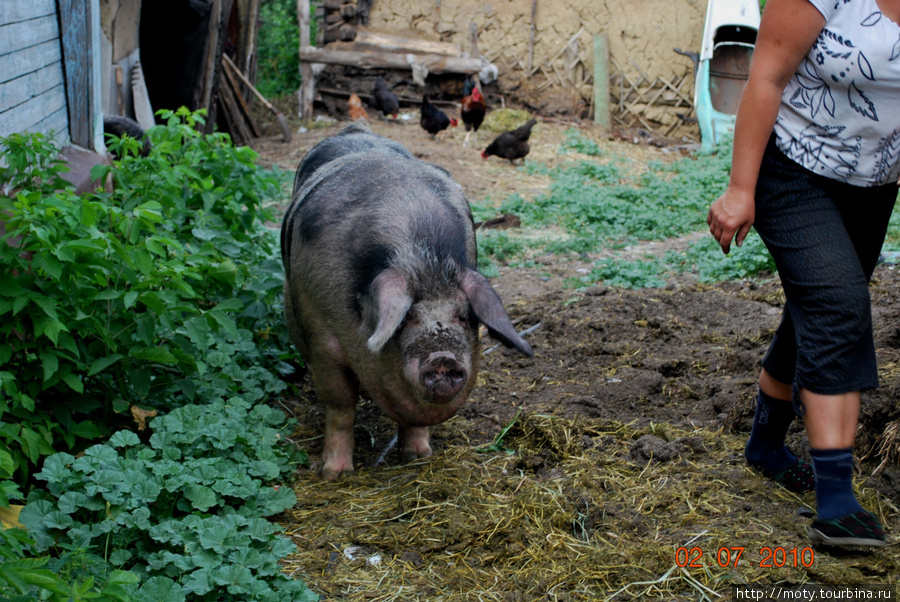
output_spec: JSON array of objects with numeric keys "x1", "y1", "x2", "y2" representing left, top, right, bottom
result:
[
  {"x1": 131, "y1": 248, "x2": 153, "y2": 275},
  {"x1": 70, "y1": 420, "x2": 102, "y2": 439},
  {"x1": 41, "y1": 351, "x2": 59, "y2": 382},
  {"x1": 12, "y1": 295, "x2": 28, "y2": 315},
  {"x1": 88, "y1": 354, "x2": 124, "y2": 376},
  {"x1": 135, "y1": 576, "x2": 186, "y2": 602},
  {"x1": 60, "y1": 371, "x2": 84, "y2": 394},
  {"x1": 94, "y1": 289, "x2": 124, "y2": 301},
  {"x1": 19, "y1": 428, "x2": 54, "y2": 463},
  {"x1": 124, "y1": 290, "x2": 139, "y2": 309},
  {"x1": 109, "y1": 430, "x2": 140, "y2": 448},
  {"x1": 30, "y1": 295, "x2": 59, "y2": 320},
  {"x1": 138, "y1": 292, "x2": 166, "y2": 314},
  {"x1": 131, "y1": 347, "x2": 179, "y2": 365},
  {"x1": 209, "y1": 259, "x2": 238, "y2": 286},
  {"x1": 56, "y1": 332, "x2": 79, "y2": 358},
  {"x1": 33, "y1": 315, "x2": 69, "y2": 345},
  {"x1": 212, "y1": 298, "x2": 243, "y2": 313},
  {"x1": 0, "y1": 449, "x2": 14, "y2": 479},
  {"x1": 184, "y1": 484, "x2": 217, "y2": 512},
  {"x1": 146, "y1": 237, "x2": 167, "y2": 257},
  {"x1": 32, "y1": 254, "x2": 62, "y2": 279}
]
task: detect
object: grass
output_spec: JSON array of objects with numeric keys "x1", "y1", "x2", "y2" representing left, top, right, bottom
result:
[{"x1": 474, "y1": 131, "x2": 899, "y2": 288}]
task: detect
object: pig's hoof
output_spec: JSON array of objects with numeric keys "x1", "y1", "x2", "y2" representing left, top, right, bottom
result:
[
  {"x1": 321, "y1": 466, "x2": 355, "y2": 480},
  {"x1": 400, "y1": 448, "x2": 432, "y2": 464}
]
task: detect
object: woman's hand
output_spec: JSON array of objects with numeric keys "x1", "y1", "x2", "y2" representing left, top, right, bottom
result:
[{"x1": 707, "y1": 187, "x2": 756, "y2": 255}]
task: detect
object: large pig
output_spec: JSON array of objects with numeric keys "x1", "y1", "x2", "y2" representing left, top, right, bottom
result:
[{"x1": 281, "y1": 122, "x2": 533, "y2": 479}]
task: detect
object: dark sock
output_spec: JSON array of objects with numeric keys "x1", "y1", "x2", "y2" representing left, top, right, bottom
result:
[
  {"x1": 744, "y1": 389, "x2": 798, "y2": 473},
  {"x1": 810, "y1": 447, "x2": 863, "y2": 521}
]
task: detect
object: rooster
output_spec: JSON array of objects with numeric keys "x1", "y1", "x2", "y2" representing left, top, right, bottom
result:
[
  {"x1": 481, "y1": 119, "x2": 537, "y2": 163},
  {"x1": 460, "y1": 79, "x2": 486, "y2": 147},
  {"x1": 348, "y1": 93, "x2": 368, "y2": 121},
  {"x1": 372, "y1": 78, "x2": 399, "y2": 120},
  {"x1": 420, "y1": 95, "x2": 457, "y2": 140}
]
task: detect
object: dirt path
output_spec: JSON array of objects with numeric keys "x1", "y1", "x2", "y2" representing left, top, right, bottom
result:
[{"x1": 254, "y1": 115, "x2": 899, "y2": 598}]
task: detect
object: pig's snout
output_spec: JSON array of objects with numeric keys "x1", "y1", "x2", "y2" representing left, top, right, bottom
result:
[{"x1": 420, "y1": 353, "x2": 468, "y2": 401}]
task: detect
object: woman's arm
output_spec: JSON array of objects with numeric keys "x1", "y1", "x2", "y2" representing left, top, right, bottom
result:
[{"x1": 707, "y1": 0, "x2": 826, "y2": 254}]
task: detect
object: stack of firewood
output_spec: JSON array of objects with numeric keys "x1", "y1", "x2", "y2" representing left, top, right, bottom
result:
[{"x1": 317, "y1": 0, "x2": 358, "y2": 45}]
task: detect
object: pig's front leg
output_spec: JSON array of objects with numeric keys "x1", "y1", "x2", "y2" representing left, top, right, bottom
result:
[
  {"x1": 398, "y1": 426, "x2": 432, "y2": 463},
  {"x1": 311, "y1": 361, "x2": 360, "y2": 480}
]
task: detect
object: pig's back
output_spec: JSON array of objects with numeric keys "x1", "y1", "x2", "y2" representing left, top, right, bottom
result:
[{"x1": 282, "y1": 137, "x2": 476, "y2": 319}]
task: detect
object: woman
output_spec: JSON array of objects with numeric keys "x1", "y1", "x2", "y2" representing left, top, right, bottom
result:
[{"x1": 708, "y1": 0, "x2": 900, "y2": 547}]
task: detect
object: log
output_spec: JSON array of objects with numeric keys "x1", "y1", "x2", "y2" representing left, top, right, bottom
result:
[
  {"x1": 345, "y1": 30, "x2": 463, "y2": 56},
  {"x1": 299, "y1": 46, "x2": 482, "y2": 74}
]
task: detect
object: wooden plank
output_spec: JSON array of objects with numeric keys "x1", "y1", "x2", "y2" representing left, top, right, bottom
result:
[
  {"x1": 221, "y1": 56, "x2": 262, "y2": 137},
  {"x1": 0, "y1": 15, "x2": 59, "y2": 57},
  {"x1": 0, "y1": 0, "x2": 57, "y2": 25},
  {"x1": 30, "y1": 106, "x2": 70, "y2": 142},
  {"x1": 58, "y1": 0, "x2": 93, "y2": 147},
  {"x1": 337, "y1": 31, "x2": 463, "y2": 57},
  {"x1": 0, "y1": 63, "x2": 64, "y2": 111},
  {"x1": 0, "y1": 40, "x2": 62, "y2": 85},
  {"x1": 0, "y1": 84, "x2": 66, "y2": 137},
  {"x1": 299, "y1": 46, "x2": 483, "y2": 73}
]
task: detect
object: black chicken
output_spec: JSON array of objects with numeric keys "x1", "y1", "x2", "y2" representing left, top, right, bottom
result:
[
  {"x1": 420, "y1": 95, "x2": 457, "y2": 140},
  {"x1": 372, "y1": 78, "x2": 399, "y2": 119},
  {"x1": 481, "y1": 119, "x2": 537, "y2": 163}
]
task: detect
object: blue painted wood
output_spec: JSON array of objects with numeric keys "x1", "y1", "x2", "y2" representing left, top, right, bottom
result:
[
  {"x1": 0, "y1": 63, "x2": 65, "y2": 111},
  {"x1": 0, "y1": 15, "x2": 60, "y2": 56},
  {"x1": 29, "y1": 106, "x2": 70, "y2": 142},
  {"x1": 0, "y1": 83, "x2": 66, "y2": 134},
  {"x1": 0, "y1": 40, "x2": 63, "y2": 86},
  {"x1": 0, "y1": 0, "x2": 57, "y2": 25}
]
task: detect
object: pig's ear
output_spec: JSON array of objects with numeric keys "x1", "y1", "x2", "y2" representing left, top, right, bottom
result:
[
  {"x1": 462, "y1": 270, "x2": 533, "y2": 357},
  {"x1": 366, "y1": 269, "x2": 413, "y2": 353}
]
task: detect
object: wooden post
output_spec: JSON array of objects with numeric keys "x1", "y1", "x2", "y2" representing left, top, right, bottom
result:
[
  {"x1": 298, "y1": 0, "x2": 314, "y2": 121},
  {"x1": 59, "y1": 0, "x2": 103, "y2": 149},
  {"x1": 527, "y1": 0, "x2": 537, "y2": 74},
  {"x1": 468, "y1": 22, "x2": 481, "y2": 90},
  {"x1": 593, "y1": 33, "x2": 610, "y2": 129}
]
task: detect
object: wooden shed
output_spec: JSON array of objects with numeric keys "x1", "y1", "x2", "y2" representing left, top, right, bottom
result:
[
  {"x1": 1, "y1": 0, "x2": 263, "y2": 174},
  {"x1": 1, "y1": 0, "x2": 104, "y2": 151}
]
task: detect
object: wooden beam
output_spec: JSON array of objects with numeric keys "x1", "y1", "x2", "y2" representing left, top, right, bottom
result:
[
  {"x1": 342, "y1": 30, "x2": 463, "y2": 56},
  {"x1": 299, "y1": 46, "x2": 483, "y2": 74}
]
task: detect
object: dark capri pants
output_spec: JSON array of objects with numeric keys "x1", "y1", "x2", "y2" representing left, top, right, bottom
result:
[{"x1": 752, "y1": 136, "x2": 898, "y2": 411}]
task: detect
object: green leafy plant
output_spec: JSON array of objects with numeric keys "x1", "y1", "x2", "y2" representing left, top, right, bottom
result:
[
  {"x1": 577, "y1": 256, "x2": 670, "y2": 290},
  {"x1": 558, "y1": 128, "x2": 607, "y2": 157},
  {"x1": 0, "y1": 110, "x2": 292, "y2": 486},
  {"x1": 257, "y1": 0, "x2": 319, "y2": 98},
  {"x1": 687, "y1": 233, "x2": 777, "y2": 282},
  {"x1": 17, "y1": 398, "x2": 315, "y2": 601},
  {"x1": 474, "y1": 132, "x2": 782, "y2": 287}
]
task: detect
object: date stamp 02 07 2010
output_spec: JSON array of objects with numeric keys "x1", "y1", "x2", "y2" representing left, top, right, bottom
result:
[{"x1": 675, "y1": 545, "x2": 816, "y2": 569}]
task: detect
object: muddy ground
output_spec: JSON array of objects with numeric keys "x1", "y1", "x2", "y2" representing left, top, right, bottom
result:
[{"x1": 251, "y1": 111, "x2": 899, "y2": 599}]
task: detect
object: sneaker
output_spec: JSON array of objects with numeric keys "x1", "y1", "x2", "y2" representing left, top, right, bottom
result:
[
  {"x1": 751, "y1": 458, "x2": 816, "y2": 494},
  {"x1": 807, "y1": 510, "x2": 887, "y2": 548}
]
